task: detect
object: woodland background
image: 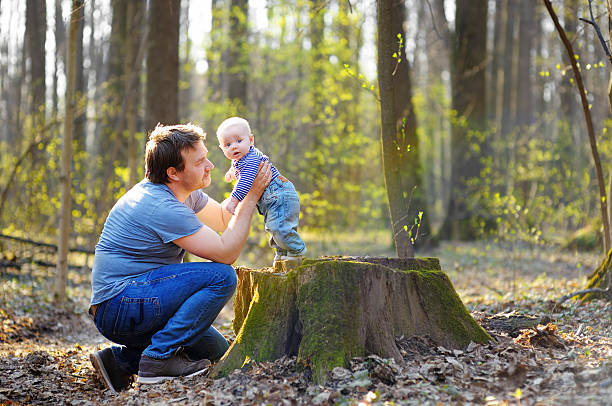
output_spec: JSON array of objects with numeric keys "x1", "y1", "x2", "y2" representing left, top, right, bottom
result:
[
  {"x1": 0, "y1": 1, "x2": 611, "y2": 405},
  {"x1": 3, "y1": 0, "x2": 612, "y2": 268}
]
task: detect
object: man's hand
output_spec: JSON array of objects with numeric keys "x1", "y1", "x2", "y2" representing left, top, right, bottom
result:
[
  {"x1": 225, "y1": 169, "x2": 235, "y2": 183},
  {"x1": 222, "y1": 196, "x2": 239, "y2": 215}
]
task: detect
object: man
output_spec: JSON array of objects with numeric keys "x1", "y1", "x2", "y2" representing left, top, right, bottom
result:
[{"x1": 89, "y1": 123, "x2": 272, "y2": 392}]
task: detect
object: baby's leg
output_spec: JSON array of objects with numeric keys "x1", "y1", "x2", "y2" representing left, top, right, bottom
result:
[{"x1": 263, "y1": 182, "x2": 306, "y2": 255}]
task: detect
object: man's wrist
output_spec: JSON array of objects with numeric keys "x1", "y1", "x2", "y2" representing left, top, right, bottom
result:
[{"x1": 240, "y1": 193, "x2": 258, "y2": 207}]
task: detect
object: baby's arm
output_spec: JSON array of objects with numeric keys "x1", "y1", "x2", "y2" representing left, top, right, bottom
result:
[
  {"x1": 231, "y1": 154, "x2": 261, "y2": 202},
  {"x1": 225, "y1": 168, "x2": 236, "y2": 183}
]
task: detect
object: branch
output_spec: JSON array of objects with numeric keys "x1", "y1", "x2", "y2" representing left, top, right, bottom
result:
[
  {"x1": 543, "y1": 0, "x2": 612, "y2": 253},
  {"x1": 579, "y1": 0, "x2": 612, "y2": 65},
  {"x1": 0, "y1": 233, "x2": 94, "y2": 255},
  {"x1": 346, "y1": 0, "x2": 353, "y2": 14},
  {"x1": 558, "y1": 288, "x2": 611, "y2": 304},
  {"x1": 424, "y1": 0, "x2": 447, "y2": 45}
]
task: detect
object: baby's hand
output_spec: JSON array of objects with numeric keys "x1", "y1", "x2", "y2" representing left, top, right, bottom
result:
[
  {"x1": 222, "y1": 197, "x2": 239, "y2": 215},
  {"x1": 225, "y1": 170, "x2": 235, "y2": 183}
]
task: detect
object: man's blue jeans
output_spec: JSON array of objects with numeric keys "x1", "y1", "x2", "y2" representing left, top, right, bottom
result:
[
  {"x1": 92, "y1": 262, "x2": 237, "y2": 375},
  {"x1": 257, "y1": 178, "x2": 306, "y2": 256}
]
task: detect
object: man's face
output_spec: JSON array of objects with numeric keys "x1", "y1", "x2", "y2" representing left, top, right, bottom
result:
[
  {"x1": 178, "y1": 140, "x2": 214, "y2": 190},
  {"x1": 217, "y1": 124, "x2": 254, "y2": 161}
]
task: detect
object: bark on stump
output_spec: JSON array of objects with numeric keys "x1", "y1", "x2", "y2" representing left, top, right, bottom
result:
[{"x1": 211, "y1": 256, "x2": 491, "y2": 383}]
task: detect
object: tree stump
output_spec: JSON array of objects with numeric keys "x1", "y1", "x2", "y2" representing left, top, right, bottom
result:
[{"x1": 211, "y1": 256, "x2": 491, "y2": 383}]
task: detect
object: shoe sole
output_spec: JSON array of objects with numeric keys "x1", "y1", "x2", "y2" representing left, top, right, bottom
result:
[
  {"x1": 137, "y1": 366, "x2": 209, "y2": 384},
  {"x1": 90, "y1": 352, "x2": 117, "y2": 393}
]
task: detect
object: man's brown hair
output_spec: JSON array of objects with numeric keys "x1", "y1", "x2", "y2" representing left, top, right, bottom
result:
[{"x1": 145, "y1": 123, "x2": 206, "y2": 184}]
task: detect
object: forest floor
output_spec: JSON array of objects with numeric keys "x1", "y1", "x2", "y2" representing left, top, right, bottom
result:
[{"x1": 0, "y1": 240, "x2": 611, "y2": 405}]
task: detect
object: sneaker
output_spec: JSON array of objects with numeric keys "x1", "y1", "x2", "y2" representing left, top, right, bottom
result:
[
  {"x1": 273, "y1": 251, "x2": 287, "y2": 262},
  {"x1": 137, "y1": 352, "x2": 211, "y2": 384},
  {"x1": 273, "y1": 254, "x2": 304, "y2": 269},
  {"x1": 90, "y1": 348, "x2": 134, "y2": 393}
]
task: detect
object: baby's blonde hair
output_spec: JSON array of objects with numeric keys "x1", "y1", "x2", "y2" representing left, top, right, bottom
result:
[{"x1": 216, "y1": 116, "x2": 252, "y2": 138}]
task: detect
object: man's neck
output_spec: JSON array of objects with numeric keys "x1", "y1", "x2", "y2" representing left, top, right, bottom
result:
[{"x1": 166, "y1": 182, "x2": 189, "y2": 203}]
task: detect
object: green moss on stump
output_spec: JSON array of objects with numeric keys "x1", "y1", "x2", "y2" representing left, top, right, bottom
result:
[
  {"x1": 211, "y1": 268, "x2": 298, "y2": 377},
  {"x1": 211, "y1": 257, "x2": 491, "y2": 383},
  {"x1": 296, "y1": 260, "x2": 366, "y2": 381},
  {"x1": 404, "y1": 269, "x2": 491, "y2": 347}
]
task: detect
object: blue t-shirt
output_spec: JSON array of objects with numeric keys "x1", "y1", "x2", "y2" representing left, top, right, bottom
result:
[{"x1": 90, "y1": 179, "x2": 208, "y2": 305}]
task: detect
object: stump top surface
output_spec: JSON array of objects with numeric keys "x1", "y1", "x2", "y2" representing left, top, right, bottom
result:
[
  {"x1": 235, "y1": 257, "x2": 442, "y2": 274},
  {"x1": 316, "y1": 256, "x2": 441, "y2": 271}
]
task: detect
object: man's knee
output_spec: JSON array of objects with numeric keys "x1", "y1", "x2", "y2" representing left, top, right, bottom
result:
[{"x1": 215, "y1": 263, "x2": 237, "y2": 294}]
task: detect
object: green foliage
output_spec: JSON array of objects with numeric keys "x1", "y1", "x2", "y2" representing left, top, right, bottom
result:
[
  {"x1": 11, "y1": 0, "x2": 608, "y2": 260},
  {"x1": 413, "y1": 66, "x2": 608, "y2": 246},
  {"x1": 201, "y1": 1, "x2": 387, "y2": 242},
  {"x1": 0, "y1": 121, "x2": 62, "y2": 240},
  {"x1": 0, "y1": 0, "x2": 389, "y2": 256}
]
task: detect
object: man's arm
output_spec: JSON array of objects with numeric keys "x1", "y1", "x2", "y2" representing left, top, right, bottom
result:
[
  {"x1": 175, "y1": 162, "x2": 272, "y2": 264},
  {"x1": 196, "y1": 197, "x2": 233, "y2": 232}
]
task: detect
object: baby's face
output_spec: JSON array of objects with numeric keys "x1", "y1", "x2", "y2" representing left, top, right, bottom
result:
[{"x1": 217, "y1": 124, "x2": 254, "y2": 161}]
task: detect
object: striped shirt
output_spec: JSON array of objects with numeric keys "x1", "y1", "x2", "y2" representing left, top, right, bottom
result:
[{"x1": 231, "y1": 146, "x2": 280, "y2": 201}]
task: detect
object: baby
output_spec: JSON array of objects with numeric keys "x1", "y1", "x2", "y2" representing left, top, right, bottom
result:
[{"x1": 217, "y1": 117, "x2": 306, "y2": 264}]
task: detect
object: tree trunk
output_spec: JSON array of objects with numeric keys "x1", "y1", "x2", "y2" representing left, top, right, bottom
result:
[
  {"x1": 500, "y1": 0, "x2": 517, "y2": 142},
  {"x1": 13, "y1": 36, "x2": 27, "y2": 145},
  {"x1": 26, "y1": 0, "x2": 47, "y2": 127},
  {"x1": 516, "y1": 0, "x2": 535, "y2": 129},
  {"x1": 561, "y1": 0, "x2": 584, "y2": 184},
  {"x1": 390, "y1": 0, "x2": 431, "y2": 249},
  {"x1": 106, "y1": 0, "x2": 127, "y2": 139},
  {"x1": 335, "y1": 1, "x2": 364, "y2": 230},
  {"x1": 0, "y1": 32, "x2": 7, "y2": 144},
  {"x1": 56, "y1": 0, "x2": 81, "y2": 304},
  {"x1": 87, "y1": 0, "x2": 102, "y2": 158},
  {"x1": 607, "y1": 1, "x2": 612, "y2": 245},
  {"x1": 208, "y1": 0, "x2": 226, "y2": 102},
  {"x1": 26, "y1": 0, "x2": 46, "y2": 109},
  {"x1": 438, "y1": 0, "x2": 488, "y2": 240},
  {"x1": 52, "y1": 0, "x2": 65, "y2": 119},
  {"x1": 145, "y1": 0, "x2": 180, "y2": 133},
  {"x1": 306, "y1": 0, "x2": 326, "y2": 216},
  {"x1": 73, "y1": 1, "x2": 86, "y2": 150},
  {"x1": 377, "y1": 0, "x2": 421, "y2": 256},
  {"x1": 91, "y1": 0, "x2": 127, "y2": 233},
  {"x1": 489, "y1": 0, "x2": 504, "y2": 127},
  {"x1": 559, "y1": 0, "x2": 577, "y2": 130},
  {"x1": 211, "y1": 257, "x2": 491, "y2": 383},
  {"x1": 94, "y1": 1, "x2": 149, "y2": 234},
  {"x1": 424, "y1": 0, "x2": 451, "y2": 233},
  {"x1": 179, "y1": 0, "x2": 192, "y2": 120},
  {"x1": 500, "y1": 0, "x2": 518, "y2": 197},
  {"x1": 227, "y1": 0, "x2": 248, "y2": 107},
  {"x1": 126, "y1": 0, "x2": 145, "y2": 188}
]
